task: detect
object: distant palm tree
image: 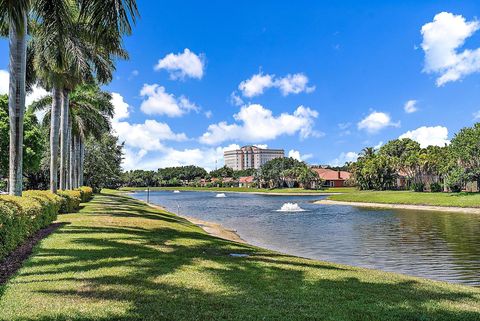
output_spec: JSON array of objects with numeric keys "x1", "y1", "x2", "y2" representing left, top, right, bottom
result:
[{"x1": 359, "y1": 147, "x2": 375, "y2": 159}]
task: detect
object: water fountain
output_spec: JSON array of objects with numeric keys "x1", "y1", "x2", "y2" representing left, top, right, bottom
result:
[
  {"x1": 216, "y1": 193, "x2": 227, "y2": 198},
  {"x1": 276, "y1": 202, "x2": 306, "y2": 212},
  {"x1": 173, "y1": 190, "x2": 180, "y2": 193}
]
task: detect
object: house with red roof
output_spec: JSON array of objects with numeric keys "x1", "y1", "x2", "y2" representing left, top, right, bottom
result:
[
  {"x1": 238, "y1": 176, "x2": 254, "y2": 188},
  {"x1": 312, "y1": 168, "x2": 351, "y2": 188}
]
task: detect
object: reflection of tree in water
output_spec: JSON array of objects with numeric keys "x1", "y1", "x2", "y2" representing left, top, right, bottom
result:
[
  {"x1": 351, "y1": 208, "x2": 480, "y2": 285},
  {"x1": 395, "y1": 210, "x2": 480, "y2": 283}
]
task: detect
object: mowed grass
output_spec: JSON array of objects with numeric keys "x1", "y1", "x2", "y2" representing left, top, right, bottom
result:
[
  {"x1": 119, "y1": 186, "x2": 355, "y2": 194},
  {"x1": 328, "y1": 190, "x2": 480, "y2": 208},
  {"x1": 1, "y1": 192, "x2": 479, "y2": 321}
]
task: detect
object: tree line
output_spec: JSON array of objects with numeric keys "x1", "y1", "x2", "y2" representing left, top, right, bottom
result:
[
  {"x1": 121, "y1": 158, "x2": 324, "y2": 189},
  {"x1": 0, "y1": 0, "x2": 138, "y2": 196},
  {"x1": 349, "y1": 123, "x2": 480, "y2": 192}
]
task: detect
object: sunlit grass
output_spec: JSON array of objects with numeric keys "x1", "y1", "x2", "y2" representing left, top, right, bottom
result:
[
  {"x1": 0, "y1": 191, "x2": 479, "y2": 320},
  {"x1": 328, "y1": 190, "x2": 480, "y2": 208}
]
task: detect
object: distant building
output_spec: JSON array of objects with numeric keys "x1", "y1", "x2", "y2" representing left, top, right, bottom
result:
[
  {"x1": 239, "y1": 176, "x2": 254, "y2": 188},
  {"x1": 312, "y1": 168, "x2": 351, "y2": 187},
  {"x1": 224, "y1": 146, "x2": 284, "y2": 170}
]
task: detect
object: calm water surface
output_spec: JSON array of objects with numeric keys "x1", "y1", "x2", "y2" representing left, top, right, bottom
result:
[{"x1": 131, "y1": 191, "x2": 480, "y2": 286}]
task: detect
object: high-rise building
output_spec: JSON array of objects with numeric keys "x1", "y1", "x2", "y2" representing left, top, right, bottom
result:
[{"x1": 224, "y1": 146, "x2": 284, "y2": 170}]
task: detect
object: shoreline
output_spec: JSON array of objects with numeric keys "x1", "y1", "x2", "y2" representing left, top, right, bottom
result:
[
  {"x1": 316, "y1": 199, "x2": 480, "y2": 214},
  {"x1": 142, "y1": 200, "x2": 246, "y2": 243},
  {"x1": 121, "y1": 188, "x2": 342, "y2": 196}
]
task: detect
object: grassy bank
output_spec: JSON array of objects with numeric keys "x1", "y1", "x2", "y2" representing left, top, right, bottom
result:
[
  {"x1": 119, "y1": 186, "x2": 355, "y2": 194},
  {"x1": 328, "y1": 190, "x2": 480, "y2": 208},
  {"x1": 1, "y1": 191, "x2": 479, "y2": 320}
]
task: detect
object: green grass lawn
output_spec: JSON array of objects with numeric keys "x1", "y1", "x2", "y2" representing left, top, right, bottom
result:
[
  {"x1": 328, "y1": 190, "x2": 480, "y2": 208},
  {"x1": 119, "y1": 186, "x2": 356, "y2": 194},
  {"x1": 1, "y1": 191, "x2": 479, "y2": 320}
]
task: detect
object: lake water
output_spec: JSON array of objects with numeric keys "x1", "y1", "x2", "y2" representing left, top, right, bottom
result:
[{"x1": 131, "y1": 190, "x2": 480, "y2": 286}]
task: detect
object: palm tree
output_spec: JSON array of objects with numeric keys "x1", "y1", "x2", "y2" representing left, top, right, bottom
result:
[
  {"x1": 31, "y1": 0, "x2": 134, "y2": 192},
  {"x1": 30, "y1": 84, "x2": 114, "y2": 188},
  {"x1": 0, "y1": 0, "x2": 30, "y2": 195},
  {"x1": 1, "y1": 0, "x2": 138, "y2": 194}
]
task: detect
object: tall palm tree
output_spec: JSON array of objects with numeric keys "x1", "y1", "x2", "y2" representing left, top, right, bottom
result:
[
  {"x1": 1, "y1": 0, "x2": 138, "y2": 194},
  {"x1": 0, "y1": 0, "x2": 30, "y2": 195},
  {"x1": 31, "y1": 0, "x2": 132, "y2": 192},
  {"x1": 30, "y1": 84, "x2": 114, "y2": 188}
]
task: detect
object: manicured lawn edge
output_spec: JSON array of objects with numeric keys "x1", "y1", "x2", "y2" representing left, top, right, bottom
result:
[{"x1": 327, "y1": 190, "x2": 480, "y2": 209}]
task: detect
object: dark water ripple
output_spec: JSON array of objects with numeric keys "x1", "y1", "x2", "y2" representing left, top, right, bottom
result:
[{"x1": 131, "y1": 191, "x2": 480, "y2": 286}]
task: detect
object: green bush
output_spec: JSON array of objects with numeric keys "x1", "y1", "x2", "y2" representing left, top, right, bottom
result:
[
  {"x1": 430, "y1": 182, "x2": 442, "y2": 193},
  {"x1": 411, "y1": 182, "x2": 425, "y2": 192},
  {"x1": 0, "y1": 194, "x2": 52, "y2": 260},
  {"x1": 56, "y1": 190, "x2": 82, "y2": 213},
  {"x1": 76, "y1": 186, "x2": 93, "y2": 202},
  {"x1": 23, "y1": 191, "x2": 63, "y2": 228},
  {"x1": 0, "y1": 198, "x2": 29, "y2": 259},
  {"x1": 0, "y1": 189, "x2": 93, "y2": 260}
]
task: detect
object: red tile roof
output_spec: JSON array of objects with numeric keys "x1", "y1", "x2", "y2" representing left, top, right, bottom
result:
[
  {"x1": 313, "y1": 168, "x2": 351, "y2": 181},
  {"x1": 239, "y1": 176, "x2": 254, "y2": 183}
]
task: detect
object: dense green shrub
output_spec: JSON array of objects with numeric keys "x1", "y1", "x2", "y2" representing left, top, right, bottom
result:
[
  {"x1": 0, "y1": 189, "x2": 93, "y2": 260},
  {"x1": 76, "y1": 186, "x2": 93, "y2": 202},
  {"x1": 23, "y1": 191, "x2": 63, "y2": 228},
  {"x1": 56, "y1": 190, "x2": 82, "y2": 213},
  {"x1": 411, "y1": 182, "x2": 425, "y2": 192},
  {"x1": 0, "y1": 194, "x2": 50, "y2": 260},
  {"x1": 0, "y1": 198, "x2": 30, "y2": 259},
  {"x1": 430, "y1": 182, "x2": 442, "y2": 193}
]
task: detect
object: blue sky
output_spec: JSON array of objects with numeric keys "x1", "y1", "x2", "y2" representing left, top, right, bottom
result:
[{"x1": 1, "y1": 0, "x2": 480, "y2": 170}]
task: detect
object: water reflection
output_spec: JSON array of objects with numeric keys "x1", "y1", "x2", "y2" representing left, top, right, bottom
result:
[{"x1": 131, "y1": 191, "x2": 480, "y2": 286}]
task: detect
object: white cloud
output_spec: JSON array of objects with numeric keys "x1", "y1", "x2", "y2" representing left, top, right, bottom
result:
[
  {"x1": 238, "y1": 73, "x2": 274, "y2": 97},
  {"x1": 473, "y1": 110, "x2": 480, "y2": 120},
  {"x1": 204, "y1": 110, "x2": 213, "y2": 119},
  {"x1": 200, "y1": 104, "x2": 322, "y2": 145},
  {"x1": 154, "y1": 48, "x2": 205, "y2": 80},
  {"x1": 404, "y1": 100, "x2": 418, "y2": 113},
  {"x1": 111, "y1": 92, "x2": 130, "y2": 121},
  {"x1": 357, "y1": 111, "x2": 400, "y2": 133},
  {"x1": 140, "y1": 84, "x2": 199, "y2": 117},
  {"x1": 254, "y1": 144, "x2": 268, "y2": 149},
  {"x1": 288, "y1": 149, "x2": 313, "y2": 161},
  {"x1": 238, "y1": 72, "x2": 315, "y2": 97},
  {"x1": 399, "y1": 126, "x2": 450, "y2": 148},
  {"x1": 110, "y1": 93, "x2": 189, "y2": 169},
  {"x1": 123, "y1": 144, "x2": 241, "y2": 171},
  {"x1": 114, "y1": 119, "x2": 188, "y2": 152},
  {"x1": 0, "y1": 70, "x2": 8, "y2": 95},
  {"x1": 230, "y1": 91, "x2": 244, "y2": 106},
  {"x1": 330, "y1": 152, "x2": 359, "y2": 167},
  {"x1": 421, "y1": 12, "x2": 480, "y2": 86},
  {"x1": 338, "y1": 122, "x2": 351, "y2": 130},
  {"x1": 276, "y1": 73, "x2": 316, "y2": 96}
]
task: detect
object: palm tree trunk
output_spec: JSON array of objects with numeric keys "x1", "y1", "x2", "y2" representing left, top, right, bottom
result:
[
  {"x1": 79, "y1": 138, "x2": 85, "y2": 186},
  {"x1": 74, "y1": 135, "x2": 80, "y2": 188},
  {"x1": 59, "y1": 90, "x2": 69, "y2": 190},
  {"x1": 50, "y1": 86, "x2": 62, "y2": 193},
  {"x1": 7, "y1": 15, "x2": 27, "y2": 196},
  {"x1": 68, "y1": 126, "x2": 73, "y2": 189}
]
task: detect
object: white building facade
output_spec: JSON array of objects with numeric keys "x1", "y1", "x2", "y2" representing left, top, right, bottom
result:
[{"x1": 224, "y1": 146, "x2": 284, "y2": 170}]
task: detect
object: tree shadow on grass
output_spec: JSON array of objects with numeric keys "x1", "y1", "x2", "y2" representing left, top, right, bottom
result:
[{"x1": 2, "y1": 192, "x2": 479, "y2": 321}]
